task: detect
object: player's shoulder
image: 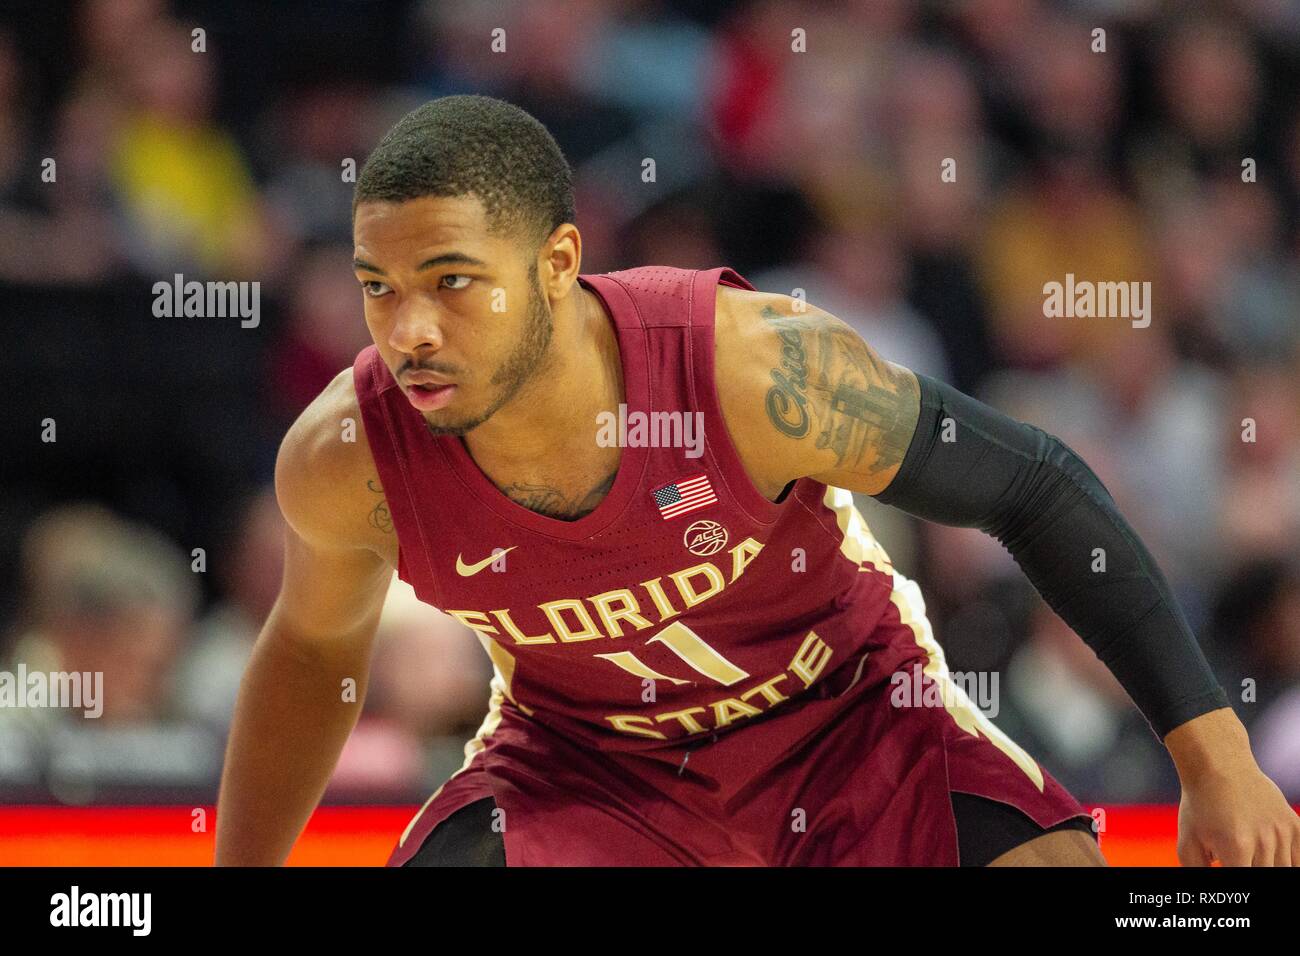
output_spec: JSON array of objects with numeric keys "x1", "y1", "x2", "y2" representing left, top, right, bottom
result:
[
  {"x1": 713, "y1": 284, "x2": 792, "y2": 374},
  {"x1": 714, "y1": 283, "x2": 856, "y2": 342},
  {"x1": 713, "y1": 283, "x2": 903, "y2": 404},
  {"x1": 275, "y1": 367, "x2": 390, "y2": 555}
]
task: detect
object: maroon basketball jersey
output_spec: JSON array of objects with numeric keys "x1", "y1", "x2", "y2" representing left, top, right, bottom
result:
[{"x1": 352, "y1": 265, "x2": 1027, "y2": 772}]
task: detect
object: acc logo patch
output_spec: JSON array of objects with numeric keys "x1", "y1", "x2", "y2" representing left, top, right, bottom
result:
[{"x1": 683, "y1": 519, "x2": 728, "y2": 556}]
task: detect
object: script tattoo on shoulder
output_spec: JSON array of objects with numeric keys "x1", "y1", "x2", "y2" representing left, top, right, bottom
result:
[
  {"x1": 366, "y1": 478, "x2": 394, "y2": 534},
  {"x1": 759, "y1": 304, "x2": 919, "y2": 478}
]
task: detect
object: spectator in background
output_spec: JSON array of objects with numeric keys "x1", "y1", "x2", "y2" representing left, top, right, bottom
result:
[
  {"x1": 264, "y1": 241, "x2": 377, "y2": 421},
  {"x1": 1, "y1": 503, "x2": 224, "y2": 797},
  {"x1": 262, "y1": 86, "x2": 377, "y2": 246},
  {"x1": 1200, "y1": 177, "x2": 1300, "y2": 363},
  {"x1": 0, "y1": 33, "x2": 126, "y2": 283},
  {"x1": 108, "y1": 20, "x2": 274, "y2": 278},
  {"x1": 974, "y1": 12, "x2": 1148, "y2": 370},
  {"x1": 621, "y1": 192, "x2": 722, "y2": 272},
  {"x1": 574, "y1": 0, "x2": 713, "y2": 120},
  {"x1": 7, "y1": 503, "x2": 198, "y2": 725},
  {"x1": 976, "y1": 145, "x2": 1151, "y2": 369},
  {"x1": 1208, "y1": 556, "x2": 1300, "y2": 804},
  {"x1": 176, "y1": 489, "x2": 285, "y2": 730},
  {"x1": 1139, "y1": 14, "x2": 1266, "y2": 187},
  {"x1": 1217, "y1": 363, "x2": 1300, "y2": 566},
  {"x1": 75, "y1": 0, "x2": 170, "y2": 94},
  {"x1": 1152, "y1": 179, "x2": 1300, "y2": 367},
  {"x1": 366, "y1": 577, "x2": 494, "y2": 740},
  {"x1": 891, "y1": 44, "x2": 999, "y2": 394}
]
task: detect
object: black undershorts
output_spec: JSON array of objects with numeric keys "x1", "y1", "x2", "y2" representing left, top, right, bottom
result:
[{"x1": 401, "y1": 791, "x2": 1096, "y2": 867}]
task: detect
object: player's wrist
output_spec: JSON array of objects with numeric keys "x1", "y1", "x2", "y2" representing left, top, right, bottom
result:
[{"x1": 1164, "y1": 707, "x2": 1256, "y2": 786}]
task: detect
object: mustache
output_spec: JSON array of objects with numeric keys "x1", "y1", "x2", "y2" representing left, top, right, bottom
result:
[{"x1": 397, "y1": 358, "x2": 461, "y2": 377}]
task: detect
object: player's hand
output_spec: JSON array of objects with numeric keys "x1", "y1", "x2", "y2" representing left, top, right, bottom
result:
[{"x1": 1176, "y1": 765, "x2": 1300, "y2": 866}]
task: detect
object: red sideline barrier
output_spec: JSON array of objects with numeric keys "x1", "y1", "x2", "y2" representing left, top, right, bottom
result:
[
  {"x1": 0, "y1": 804, "x2": 1281, "y2": 866},
  {"x1": 0, "y1": 806, "x2": 408, "y2": 866}
]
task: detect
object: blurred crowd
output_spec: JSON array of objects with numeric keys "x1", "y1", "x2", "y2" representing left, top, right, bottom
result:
[{"x1": 1, "y1": 0, "x2": 1298, "y2": 806}]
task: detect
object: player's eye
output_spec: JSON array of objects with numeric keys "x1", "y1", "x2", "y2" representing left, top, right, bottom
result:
[
  {"x1": 440, "y1": 274, "x2": 472, "y2": 291},
  {"x1": 361, "y1": 280, "x2": 392, "y2": 298}
]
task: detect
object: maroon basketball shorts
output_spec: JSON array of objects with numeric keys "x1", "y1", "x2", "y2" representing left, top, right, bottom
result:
[{"x1": 387, "y1": 646, "x2": 1095, "y2": 866}]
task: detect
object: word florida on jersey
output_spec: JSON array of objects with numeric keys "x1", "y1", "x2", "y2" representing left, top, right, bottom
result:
[{"x1": 444, "y1": 535, "x2": 766, "y2": 646}]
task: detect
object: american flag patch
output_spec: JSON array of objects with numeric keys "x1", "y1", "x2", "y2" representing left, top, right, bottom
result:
[{"x1": 652, "y1": 473, "x2": 717, "y2": 520}]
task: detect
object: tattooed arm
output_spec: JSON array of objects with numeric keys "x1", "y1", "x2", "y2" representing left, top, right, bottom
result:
[
  {"x1": 719, "y1": 286, "x2": 1300, "y2": 867},
  {"x1": 713, "y1": 288, "x2": 920, "y2": 497}
]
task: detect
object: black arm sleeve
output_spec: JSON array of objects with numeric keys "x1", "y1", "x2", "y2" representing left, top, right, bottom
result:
[{"x1": 873, "y1": 372, "x2": 1228, "y2": 740}]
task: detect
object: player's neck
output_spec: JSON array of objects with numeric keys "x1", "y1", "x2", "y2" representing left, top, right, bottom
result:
[{"x1": 462, "y1": 286, "x2": 623, "y2": 474}]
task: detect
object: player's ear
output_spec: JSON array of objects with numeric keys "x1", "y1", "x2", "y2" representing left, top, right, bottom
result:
[{"x1": 538, "y1": 223, "x2": 581, "y2": 295}]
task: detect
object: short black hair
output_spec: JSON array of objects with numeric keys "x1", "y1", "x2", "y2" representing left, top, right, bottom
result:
[{"x1": 354, "y1": 95, "x2": 576, "y2": 250}]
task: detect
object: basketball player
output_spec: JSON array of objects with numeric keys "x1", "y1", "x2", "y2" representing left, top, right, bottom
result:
[{"x1": 215, "y1": 96, "x2": 1300, "y2": 867}]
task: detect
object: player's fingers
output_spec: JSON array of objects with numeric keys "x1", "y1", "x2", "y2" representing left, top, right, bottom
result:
[
  {"x1": 1210, "y1": 833, "x2": 1253, "y2": 867},
  {"x1": 1246, "y1": 831, "x2": 1274, "y2": 867},
  {"x1": 1178, "y1": 836, "x2": 1214, "y2": 867}
]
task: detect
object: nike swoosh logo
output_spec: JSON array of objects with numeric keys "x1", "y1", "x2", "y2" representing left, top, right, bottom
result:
[{"x1": 456, "y1": 547, "x2": 517, "y2": 576}]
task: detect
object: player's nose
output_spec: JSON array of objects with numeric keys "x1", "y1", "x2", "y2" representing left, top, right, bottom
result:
[{"x1": 388, "y1": 295, "x2": 446, "y2": 354}]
